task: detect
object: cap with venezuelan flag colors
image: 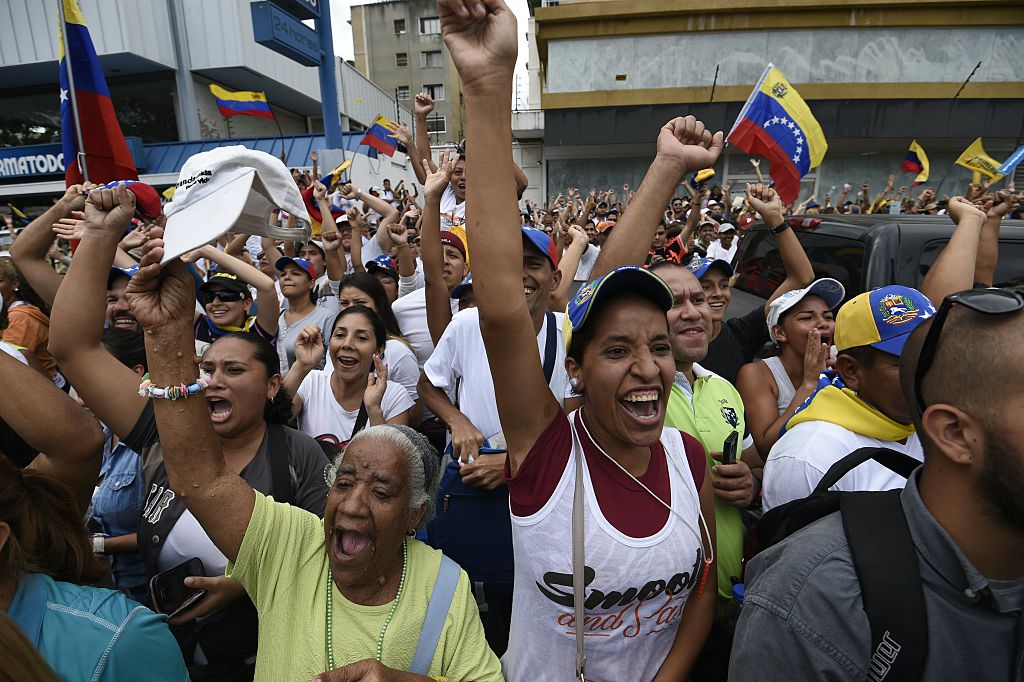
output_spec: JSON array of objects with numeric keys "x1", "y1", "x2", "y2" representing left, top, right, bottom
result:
[
  {"x1": 563, "y1": 266, "x2": 674, "y2": 352},
  {"x1": 521, "y1": 226, "x2": 559, "y2": 269},
  {"x1": 834, "y1": 286, "x2": 935, "y2": 357}
]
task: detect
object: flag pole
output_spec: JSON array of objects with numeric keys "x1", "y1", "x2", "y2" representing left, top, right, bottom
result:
[{"x1": 57, "y1": 0, "x2": 89, "y2": 182}]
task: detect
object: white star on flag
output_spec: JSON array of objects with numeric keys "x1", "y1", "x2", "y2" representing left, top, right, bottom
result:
[{"x1": 59, "y1": 88, "x2": 68, "y2": 103}]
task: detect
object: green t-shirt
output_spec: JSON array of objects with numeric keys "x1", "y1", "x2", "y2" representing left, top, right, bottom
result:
[
  {"x1": 227, "y1": 492, "x2": 503, "y2": 681},
  {"x1": 665, "y1": 370, "x2": 748, "y2": 604}
]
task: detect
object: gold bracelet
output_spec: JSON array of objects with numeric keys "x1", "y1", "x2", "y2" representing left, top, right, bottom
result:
[{"x1": 395, "y1": 242, "x2": 409, "y2": 249}]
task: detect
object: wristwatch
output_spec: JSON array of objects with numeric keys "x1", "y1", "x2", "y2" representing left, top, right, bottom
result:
[
  {"x1": 769, "y1": 220, "x2": 791, "y2": 236},
  {"x1": 92, "y1": 534, "x2": 106, "y2": 555}
]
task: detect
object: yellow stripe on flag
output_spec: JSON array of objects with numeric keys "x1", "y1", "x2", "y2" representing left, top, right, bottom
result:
[
  {"x1": 209, "y1": 84, "x2": 269, "y2": 104},
  {"x1": 759, "y1": 67, "x2": 827, "y2": 169}
]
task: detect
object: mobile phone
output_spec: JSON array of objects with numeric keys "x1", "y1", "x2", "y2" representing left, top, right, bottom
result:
[
  {"x1": 150, "y1": 558, "x2": 207, "y2": 618},
  {"x1": 721, "y1": 432, "x2": 739, "y2": 465}
]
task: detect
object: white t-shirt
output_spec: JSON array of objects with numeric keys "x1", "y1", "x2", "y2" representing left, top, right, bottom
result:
[
  {"x1": 295, "y1": 369, "x2": 414, "y2": 442},
  {"x1": 574, "y1": 243, "x2": 600, "y2": 282},
  {"x1": 440, "y1": 185, "x2": 465, "y2": 232},
  {"x1": 706, "y1": 239, "x2": 738, "y2": 264},
  {"x1": 323, "y1": 337, "x2": 420, "y2": 404},
  {"x1": 762, "y1": 421, "x2": 923, "y2": 511},
  {"x1": 424, "y1": 308, "x2": 573, "y2": 441},
  {"x1": 391, "y1": 287, "x2": 459, "y2": 368}
]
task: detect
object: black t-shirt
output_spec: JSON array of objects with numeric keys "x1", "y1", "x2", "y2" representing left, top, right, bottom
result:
[{"x1": 701, "y1": 306, "x2": 769, "y2": 385}]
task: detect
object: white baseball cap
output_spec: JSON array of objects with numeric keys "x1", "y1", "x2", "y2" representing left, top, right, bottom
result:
[
  {"x1": 766, "y1": 278, "x2": 846, "y2": 342},
  {"x1": 161, "y1": 146, "x2": 311, "y2": 264},
  {"x1": 718, "y1": 223, "x2": 737, "y2": 233}
]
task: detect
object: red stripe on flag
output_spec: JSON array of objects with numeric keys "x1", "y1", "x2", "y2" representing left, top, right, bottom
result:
[
  {"x1": 364, "y1": 135, "x2": 396, "y2": 157},
  {"x1": 65, "y1": 90, "x2": 138, "y2": 186},
  {"x1": 728, "y1": 118, "x2": 802, "y2": 205}
]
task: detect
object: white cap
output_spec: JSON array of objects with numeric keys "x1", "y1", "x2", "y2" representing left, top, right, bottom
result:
[
  {"x1": 161, "y1": 146, "x2": 311, "y2": 264},
  {"x1": 766, "y1": 278, "x2": 846, "y2": 342},
  {"x1": 718, "y1": 223, "x2": 737, "y2": 233},
  {"x1": 731, "y1": 196, "x2": 745, "y2": 210}
]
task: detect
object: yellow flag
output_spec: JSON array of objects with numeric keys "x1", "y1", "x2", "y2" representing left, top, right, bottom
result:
[{"x1": 955, "y1": 138, "x2": 1004, "y2": 182}]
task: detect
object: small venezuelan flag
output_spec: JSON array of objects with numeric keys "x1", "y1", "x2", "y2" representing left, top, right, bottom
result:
[
  {"x1": 727, "y1": 64, "x2": 827, "y2": 205},
  {"x1": 360, "y1": 115, "x2": 399, "y2": 157},
  {"x1": 209, "y1": 84, "x2": 275, "y2": 120},
  {"x1": 900, "y1": 140, "x2": 930, "y2": 187}
]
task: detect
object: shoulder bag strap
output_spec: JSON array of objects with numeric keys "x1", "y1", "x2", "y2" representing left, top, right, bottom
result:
[
  {"x1": 410, "y1": 554, "x2": 462, "y2": 674},
  {"x1": 267, "y1": 424, "x2": 295, "y2": 507},
  {"x1": 813, "y1": 447, "x2": 920, "y2": 495},
  {"x1": 572, "y1": 424, "x2": 587, "y2": 680},
  {"x1": 543, "y1": 311, "x2": 557, "y2": 384},
  {"x1": 841, "y1": 490, "x2": 927, "y2": 681},
  {"x1": 351, "y1": 402, "x2": 369, "y2": 441}
]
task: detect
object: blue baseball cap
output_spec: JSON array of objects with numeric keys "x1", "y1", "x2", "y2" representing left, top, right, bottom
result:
[
  {"x1": 564, "y1": 266, "x2": 674, "y2": 352},
  {"x1": 275, "y1": 256, "x2": 317, "y2": 279},
  {"x1": 687, "y1": 257, "x2": 733, "y2": 280},
  {"x1": 521, "y1": 227, "x2": 559, "y2": 268},
  {"x1": 451, "y1": 273, "x2": 474, "y2": 299},
  {"x1": 107, "y1": 265, "x2": 139, "y2": 289},
  {"x1": 365, "y1": 254, "x2": 398, "y2": 280},
  {"x1": 834, "y1": 285, "x2": 936, "y2": 357}
]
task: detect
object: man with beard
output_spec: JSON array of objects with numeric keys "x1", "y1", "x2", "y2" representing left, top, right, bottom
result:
[{"x1": 732, "y1": 286, "x2": 1024, "y2": 681}]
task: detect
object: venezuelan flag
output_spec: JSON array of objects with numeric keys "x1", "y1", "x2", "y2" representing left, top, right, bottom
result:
[
  {"x1": 360, "y1": 115, "x2": 399, "y2": 157},
  {"x1": 58, "y1": 0, "x2": 138, "y2": 187},
  {"x1": 900, "y1": 140, "x2": 930, "y2": 186},
  {"x1": 727, "y1": 64, "x2": 827, "y2": 205},
  {"x1": 209, "y1": 84, "x2": 275, "y2": 119},
  {"x1": 300, "y1": 160, "x2": 352, "y2": 235}
]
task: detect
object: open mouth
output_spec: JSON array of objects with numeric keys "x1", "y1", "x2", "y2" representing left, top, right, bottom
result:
[
  {"x1": 207, "y1": 397, "x2": 233, "y2": 424},
  {"x1": 708, "y1": 300, "x2": 726, "y2": 311},
  {"x1": 334, "y1": 354, "x2": 360, "y2": 369},
  {"x1": 524, "y1": 285, "x2": 536, "y2": 297},
  {"x1": 619, "y1": 389, "x2": 662, "y2": 425},
  {"x1": 112, "y1": 314, "x2": 137, "y2": 330},
  {"x1": 677, "y1": 325, "x2": 706, "y2": 339},
  {"x1": 333, "y1": 527, "x2": 372, "y2": 561}
]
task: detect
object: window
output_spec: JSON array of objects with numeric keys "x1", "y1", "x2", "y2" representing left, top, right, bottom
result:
[
  {"x1": 735, "y1": 230, "x2": 865, "y2": 303},
  {"x1": 395, "y1": 52, "x2": 408, "y2": 67},
  {"x1": 419, "y1": 16, "x2": 440, "y2": 34},
  {"x1": 425, "y1": 116, "x2": 447, "y2": 134},
  {"x1": 420, "y1": 50, "x2": 443, "y2": 68},
  {"x1": 396, "y1": 86, "x2": 410, "y2": 101},
  {"x1": 423, "y1": 83, "x2": 445, "y2": 101},
  {"x1": 394, "y1": 19, "x2": 406, "y2": 34},
  {"x1": 917, "y1": 239, "x2": 1024, "y2": 289}
]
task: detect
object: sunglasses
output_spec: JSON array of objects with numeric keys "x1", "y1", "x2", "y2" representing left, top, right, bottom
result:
[
  {"x1": 913, "y1": 288, "x2": 1023, "y2": 414},
  {"x1": 201, "y1": 290, "x2": 248, "y2": 305}
]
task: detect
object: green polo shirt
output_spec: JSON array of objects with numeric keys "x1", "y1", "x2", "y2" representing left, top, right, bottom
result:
[{"x1": 665, "y1": 363, "x2": 751, "y2": 605}]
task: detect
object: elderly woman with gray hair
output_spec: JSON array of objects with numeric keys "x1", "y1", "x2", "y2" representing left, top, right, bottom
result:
[{"x1": 124, "y1": 211, "x2": 502, "y2": 682}]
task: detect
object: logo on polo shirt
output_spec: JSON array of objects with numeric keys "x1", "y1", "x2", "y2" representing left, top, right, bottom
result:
[
  {"x1": 721, "y1": 406, "x2": 739, "y2": 428},
  {"x1": 877, "y1": 293, "x2": 920, "y2": 326}
]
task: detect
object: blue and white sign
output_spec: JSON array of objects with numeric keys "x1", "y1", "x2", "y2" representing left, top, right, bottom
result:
[
  {"x1": 274, "y1": 0, "x2": 319, "y2": 20},
  {"x1": 997, "y1": 144, "x2": 1024, "y2": 176},
  {"x1": 251, "y1": 1, "x2": 321, "y2": 67},
  {"x1": 0, "y1": 143, "x2": 65, "y2": 179}
]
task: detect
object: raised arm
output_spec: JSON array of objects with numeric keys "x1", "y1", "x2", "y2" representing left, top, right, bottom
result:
[
  {"x1": 591, "y1": 116, "x2": 723, "y2": 279},
  {"x1": 441, "y1": 0, "x2": 554, "y2": 472},
  {"x1": 2, "y1": 351, "x2": 104, "y2": 515},
  {"x1": 10, "y1": 184, "x2": 94, "y2": 306},
  {"x1": 48, "y1": 185, "x2": 149, "y2": 439},
  {"x1": 421, "y1": 152, "x2": 459, "y2": 344},
  {"x1": 749, "y1": 157, "x2": 764, "y2": 184},
  {"x1": 127, "y1": 222, "x2": 253, "y2": 562},
  {"x1": 921, "y1": 197, "x2": 987, "y2": 303},
  {"x1": 393, "y1": 123, "x2": 425, "y2": 186},
  {"x1": 744, "y1": 183, "x2": 815, "y2": 310},
  {"x1": 189, "y1": 244, "x2": 279, "y2": 335},
  {"x1": 975, "y1": 191, "x2": 1016, "y2": 287},
  {"x1": 283, "y1": 325, "x2": 324, "y2": 418},
  {"x1": 550, "y1": 225, "x2": 587, "y2": 311},
  {"x1": 413, "y1": 93, "x2": 438, "y2": 182}
]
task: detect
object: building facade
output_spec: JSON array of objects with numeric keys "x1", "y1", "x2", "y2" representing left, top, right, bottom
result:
[
  {"x1": 531, "y1": 0, "x2": 1024, "y2": 202},
  {"x1": 0, "y1": 0, "x2": 415, "y2": 205},
  {"x1": 351, "y1": 0, "x2": 465, "y2": 144}
]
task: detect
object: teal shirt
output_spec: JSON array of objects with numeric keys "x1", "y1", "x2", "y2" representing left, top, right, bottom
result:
[{"x1": 9, "y1": 573, "x2": 188, "y2": 681}]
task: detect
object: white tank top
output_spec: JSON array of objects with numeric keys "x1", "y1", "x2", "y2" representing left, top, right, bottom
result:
[
  {"x1": 502, "y1": 412, "x2": 706, "y2": 682},
  {"x1": 762, "y1": 356, "x2": 797, "y2": 415}
]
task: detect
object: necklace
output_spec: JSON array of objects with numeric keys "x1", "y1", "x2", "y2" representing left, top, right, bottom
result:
[
  {"x1": 575, "y1": 409, "x2": 715, "y2": 595},
  {"x1": 325, "y1": 536, "x2": 408, "y2": 670}
]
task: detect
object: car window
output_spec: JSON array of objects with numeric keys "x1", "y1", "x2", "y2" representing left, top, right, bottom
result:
[
  {"x1": 735, "y1": 229, "x2": 866, "y2": 302},
  {"x1": 917, "y1": 239, "x2": 1024, "y2": 289}
]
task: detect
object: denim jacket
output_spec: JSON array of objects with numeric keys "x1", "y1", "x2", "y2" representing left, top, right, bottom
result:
[{"x1": 90, "y1": 430, "x2": 147, "y2": 595}]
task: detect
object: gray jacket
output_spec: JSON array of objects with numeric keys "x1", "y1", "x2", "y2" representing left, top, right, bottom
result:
[{"x1": 730, "y1": 473, "x2": 1024, "y2": 681}]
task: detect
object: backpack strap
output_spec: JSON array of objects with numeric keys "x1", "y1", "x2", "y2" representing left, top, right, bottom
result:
[
  {"x1": 351, "y1": 402, "x2": 369, "y2": 441},
  {"x1": 572, "y1": 428, "x2": 587, "y2": 680},
  {"x1": 813, "y1": 447, "x2": 921, "y2": 495},
  {"x1": 267, "y1": 424, "x2": 295, "y2": 507},
  {"x1": 841, "y1": 490, "x2": 927, "y2": 681},
  {"x1": 409, "y1": 555, "x2": 461, "y2": 675},
  {"x1": 542, "y1": 311, "x2": 557, "y2": 384}
]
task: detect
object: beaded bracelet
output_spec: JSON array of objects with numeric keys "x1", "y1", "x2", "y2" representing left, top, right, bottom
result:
[{"x1": 138, "y1": 372, "x2": 212, "y2": 400}]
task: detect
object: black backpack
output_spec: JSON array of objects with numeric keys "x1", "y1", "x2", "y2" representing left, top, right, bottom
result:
[{"x1": 745, "y1": 447, "x2": 927, "y2": 681}]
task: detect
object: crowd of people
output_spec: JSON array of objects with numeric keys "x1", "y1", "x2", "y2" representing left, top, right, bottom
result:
[{"x1": 1, "y1": 1, "x2": 1023, "y2": 680}]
